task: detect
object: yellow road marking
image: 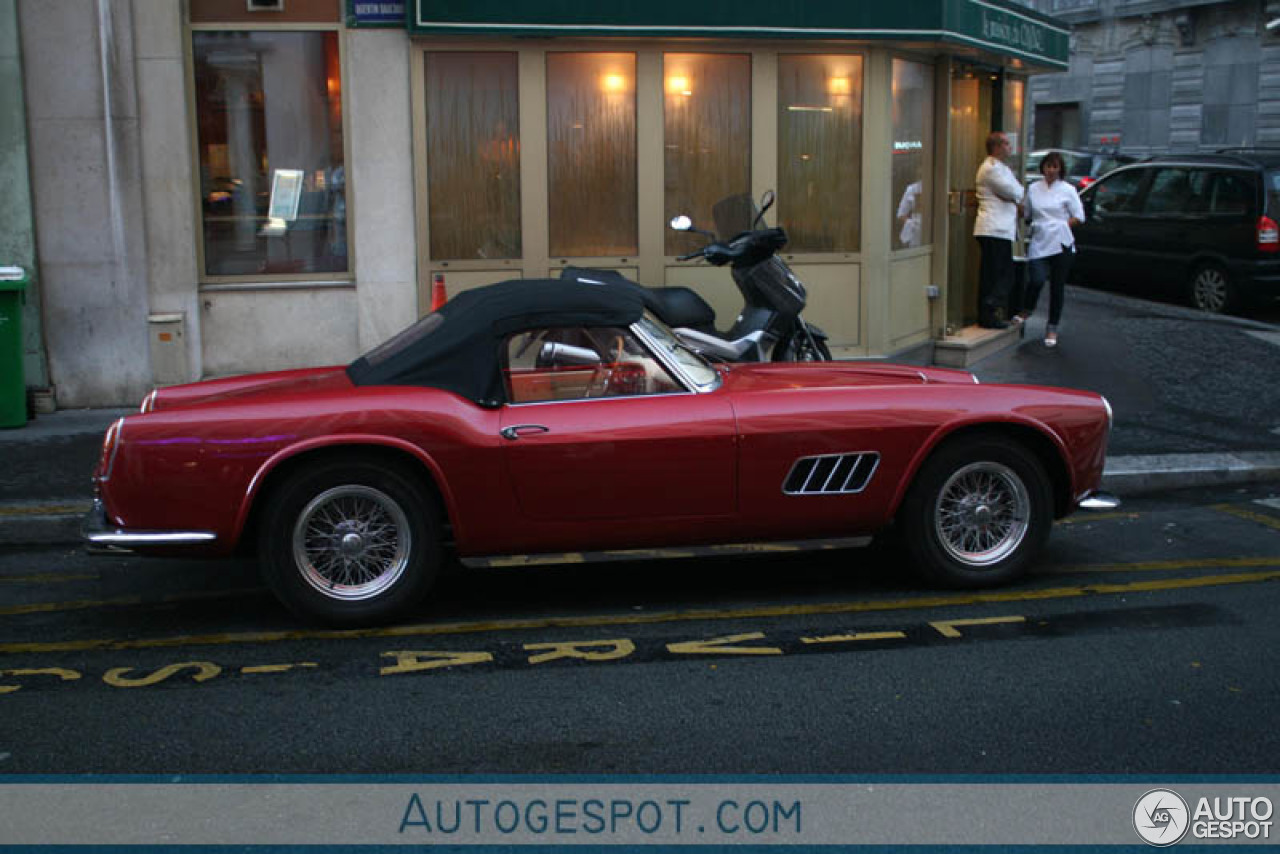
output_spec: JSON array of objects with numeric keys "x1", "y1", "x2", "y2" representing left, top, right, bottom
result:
[
  {"x1": 0, "y1": 503, "x2": 89, "y2": 517},
  {"x1": 1, "y1": 568, "x2": 1273, "y2": 657},
  {"x1": 524, "y1": 638, "x2": 635, "y2": 664},
  {"x1": 241, "y1": 663, "x2": 318, "y2": 674},
  {"x1": 668, "y1": 632, "x2": 783, "y2": 656},
  {"x1": 929, "y1": 616, "x2": 1026, "y2": 638},
  {"x1": 1214, "y1": 503, "x2": 1280, "y2": 532},
  {"x1": 801, "y1": 631, "x2": 906, "y2": 644},
  {"x1": 7, "y1": 556, "x2": 1278, "y2": 621}
]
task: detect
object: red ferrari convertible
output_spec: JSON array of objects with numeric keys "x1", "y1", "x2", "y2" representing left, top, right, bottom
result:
[{"x1": 85, "y1": 279, "x2": 1115, "y2": 626}]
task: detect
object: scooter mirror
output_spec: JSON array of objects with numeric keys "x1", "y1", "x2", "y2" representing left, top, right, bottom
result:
[{"x1": 670, "y1": 215, "x2": 693, "y2": 232}]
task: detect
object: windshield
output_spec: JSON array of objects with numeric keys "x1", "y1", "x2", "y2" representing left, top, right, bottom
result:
[{"x1": 633, "y1": 312, "x2": 720, "y2": 391}]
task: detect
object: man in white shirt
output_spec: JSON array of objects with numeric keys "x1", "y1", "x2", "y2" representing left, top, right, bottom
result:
[{"x1": 973, "y1": 132, "x2": 1025, "y2": 328}]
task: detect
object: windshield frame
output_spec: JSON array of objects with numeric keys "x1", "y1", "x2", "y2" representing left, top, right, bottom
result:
[{"x1": 630, "y1": 311, "x2": 721, "y2": 393}]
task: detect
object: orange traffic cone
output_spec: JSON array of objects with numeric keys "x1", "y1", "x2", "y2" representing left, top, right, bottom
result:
[{"x1": 430, "y1": 273, "x2": 448, "y2": 311}]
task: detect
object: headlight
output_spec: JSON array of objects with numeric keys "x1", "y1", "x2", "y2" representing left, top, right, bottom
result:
[{"x1": 95, "y1": 418, "x2": 125, "y2": 483}]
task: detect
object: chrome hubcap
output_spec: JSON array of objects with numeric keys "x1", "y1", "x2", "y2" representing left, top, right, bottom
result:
[
  {"x1": 1194, "y1": 270, "x2": 1226, "y2": 312},
  {"x1": 292, "y1": 485, "x2": 411, "y2": 601},
  {"x1": 934, "y1": 462, "x2": 1030, "y2": 567}
]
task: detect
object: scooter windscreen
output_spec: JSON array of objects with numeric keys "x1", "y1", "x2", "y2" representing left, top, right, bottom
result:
[{"x1": 736, "y1": 256, "x2": 807, "y2": 318}]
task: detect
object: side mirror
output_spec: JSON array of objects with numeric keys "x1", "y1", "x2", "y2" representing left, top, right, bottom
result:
[
  {"x1": 753, "y1": 190, "x2": 776, "y2": 229},
  {"x1": 670, "y1": 215, "x2": 693, "y2": 232}
]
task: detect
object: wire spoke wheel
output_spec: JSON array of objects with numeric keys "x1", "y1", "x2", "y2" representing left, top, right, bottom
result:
[
  {"x1": 933, "y1": 461, "x2": 1030, "y2": 568},
  {"x1": 292, "y1": 484, "x2": 412, "y2": 601}
]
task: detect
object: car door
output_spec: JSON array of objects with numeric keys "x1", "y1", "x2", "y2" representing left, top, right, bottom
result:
[
  {"x1": 1132, "y1": 167, "x2": 1211, "y2": 286},
  {"x1": 498, "y1": 325, "x2": 737, "y2": 523},
  {"x1": 1075, "y1": 166, "x2": 1150, "y2": 284}
]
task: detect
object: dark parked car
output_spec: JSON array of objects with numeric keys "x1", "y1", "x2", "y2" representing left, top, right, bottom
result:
[
  {"x1": 1025, "y1": 148, "x2": 1136, "y2": 189},
  {"x1": 1072, "y1": 151, "x2": 1280, "y2": 313}
]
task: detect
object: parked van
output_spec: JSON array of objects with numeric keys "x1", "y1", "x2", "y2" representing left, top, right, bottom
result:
[{"x1": 1072, "y1": 151, "x2": 1280, "y2": 313}]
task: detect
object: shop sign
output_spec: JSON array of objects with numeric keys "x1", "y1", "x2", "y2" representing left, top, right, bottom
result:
[
  {"x1": 409, "y1": 0, "x2": 1069, "y2": 69},
  {"x1": 347, "y1": 0, "x2": 405, "y2": 28}
]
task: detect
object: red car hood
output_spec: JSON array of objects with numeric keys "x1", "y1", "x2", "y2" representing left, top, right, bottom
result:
[
  {"x1": 721, "y1": 362, "x2": 977, "y2": 392},
  {"x1": 144, "y1": 366, "x2": 353, "y2": 412}
]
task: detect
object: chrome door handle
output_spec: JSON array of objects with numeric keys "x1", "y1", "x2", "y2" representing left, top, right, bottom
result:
[{"x1": 500, "y1": 424, "x2": 549, "y2": 440}]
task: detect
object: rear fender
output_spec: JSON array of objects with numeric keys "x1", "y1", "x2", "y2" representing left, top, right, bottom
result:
[{"x1": 231, "y1": 434, "x2": 458, "y2": 548}]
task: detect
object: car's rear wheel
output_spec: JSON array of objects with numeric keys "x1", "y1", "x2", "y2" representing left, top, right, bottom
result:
[
  {"x1": 1188, "y1": 262, "x2": 1236, "y2": 314},
  {"x1": 259, "y1": 460, "x2": 442, "y2": 626},
  {"x1": 899, "y1": 436, "x2": 1052, "y2": 587}
]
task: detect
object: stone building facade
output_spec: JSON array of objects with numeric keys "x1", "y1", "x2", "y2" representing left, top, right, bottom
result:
[
  {"x1": 1024, "y1": 0, "x2": 1280, "y2": 151},
  {"x1": 1023, "y1": 0, "x2": 1280, "y2": 152}
]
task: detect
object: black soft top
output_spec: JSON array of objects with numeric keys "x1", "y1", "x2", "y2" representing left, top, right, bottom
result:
[{"x1": 346, "y1": 278, "x2": 646, "y2": 406}]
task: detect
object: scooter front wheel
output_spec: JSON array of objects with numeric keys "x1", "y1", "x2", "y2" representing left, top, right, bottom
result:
[{"x1": 773, "y1": 326, "x2": 832, "y2": 362}]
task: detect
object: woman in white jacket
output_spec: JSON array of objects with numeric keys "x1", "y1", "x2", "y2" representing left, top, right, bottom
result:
[{"x1": 1019, "y1": 150, "x2": 1085, "y2": 347}]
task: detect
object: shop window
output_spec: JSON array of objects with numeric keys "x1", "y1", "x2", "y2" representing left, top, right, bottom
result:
[
  {"x1": 891, "y1": 59, "x2": 935, "y2": 250},
  {"x1": 193, "y1": 31, "x2": 347, "y2": 277},
  {"x1": 663, "y1": 53, "x2": 751, "y2": 254},
  {"x1": 546, "y1": 53, "x2": 638, "y2": 257},
  {"x1": 777, "y1": 55, "x2": 863, "y2": 253},
  {"x1": 425, "y1": 52, "x2": 522, "y2": 260}
]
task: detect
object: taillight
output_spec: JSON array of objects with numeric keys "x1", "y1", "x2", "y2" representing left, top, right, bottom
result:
[
  {"x1": 95, "y1": 418, "x2": 125, "y2": 483},
  {"x1": 1257, "y1": 216, "x2": 1280, "y2": 253},
  {"x1": 1077, "y1": 176, "x2": 1096, "y2": 189}
]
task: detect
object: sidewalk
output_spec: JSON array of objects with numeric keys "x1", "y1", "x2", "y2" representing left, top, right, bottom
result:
[{"x1": 1, "y1": 285, "x2": 1277, "y2": 546}]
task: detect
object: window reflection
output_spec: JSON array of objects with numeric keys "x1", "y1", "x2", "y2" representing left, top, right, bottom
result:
[
  {"x1": 663, "y1": 53, "x2": 751, "y2": 256},
  {"x1": 891, "y1": 59, "x2": 934, "y2": 250},
  {"x1": 777, "y1": 55, "x2": 864, "y2": 252},
  {"x1": 193, "y1": 31, "x2": 347, "y2": 277},
  {"x1": 547, "y1": 53, "x2": 638, "y2": 257},
  {"x1": 426, "y1": 52, "x2": 522, "y2": 260}
]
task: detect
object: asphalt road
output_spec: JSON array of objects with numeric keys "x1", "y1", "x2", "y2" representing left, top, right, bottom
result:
[{"x1": 1, "y1": 481, "x2": 1278, "y2": 775}]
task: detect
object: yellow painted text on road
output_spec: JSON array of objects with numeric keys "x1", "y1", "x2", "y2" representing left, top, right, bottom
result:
[{"x1": 525, "y1": 639, "x2": 636, "y2": 665}]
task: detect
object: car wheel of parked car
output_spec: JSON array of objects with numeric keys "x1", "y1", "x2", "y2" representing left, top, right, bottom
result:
[
  {"x1": 1188, "y1": 263, "x2": 1236, "y2": 314},
  {"x1": 259, "y1": 460, "x2": 443, "y2": 626},
  {"x1": 899, "y1": 436, "x2": 1052, "y2": 587}
]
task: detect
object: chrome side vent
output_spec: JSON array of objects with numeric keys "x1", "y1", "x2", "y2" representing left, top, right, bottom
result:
[{"x1": 783, "y1": 453, "x2": 879, "y2": 495}]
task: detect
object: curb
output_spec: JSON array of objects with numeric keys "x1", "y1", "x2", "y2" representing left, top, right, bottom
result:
[
  {"x1": 1100, "y1": 452, "x2": 1280, "y2": 496},
  {"x1": 0, "y1": 500, "x2": 91, "y2": 547},
  {"x1": 2, "y1": 453, "x2": 1277, "y2": 548}
]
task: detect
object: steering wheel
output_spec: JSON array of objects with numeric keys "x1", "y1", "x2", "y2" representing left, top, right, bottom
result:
[{"x1": 584, "y1": 336, "x2": 626, "y2": 398}]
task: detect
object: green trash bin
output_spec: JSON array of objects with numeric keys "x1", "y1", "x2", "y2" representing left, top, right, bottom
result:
[{"x1": 0, "y1": 266, "x2": 29, "y2": 428}]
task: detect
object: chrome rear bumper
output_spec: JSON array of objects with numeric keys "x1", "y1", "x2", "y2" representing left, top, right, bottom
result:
[{"x1": 82, "y1": 499, "x2": 217, "y2": 548}]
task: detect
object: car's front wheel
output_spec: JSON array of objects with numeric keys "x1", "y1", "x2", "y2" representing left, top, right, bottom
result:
[
  {"x1": 899, "y1": 436, "x2": 1052, "y2": 587},
  {"x1": 259, "y1": 460, "x2": 443, "y2": 626},
  {"x1": 1188, "y1": 262, "x2": 1236, "y2": 314}
]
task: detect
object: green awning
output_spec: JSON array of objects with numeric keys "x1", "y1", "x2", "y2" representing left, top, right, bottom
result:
[{"x1": 410, "y1": 0, "x2": 1070, "y2": 70}]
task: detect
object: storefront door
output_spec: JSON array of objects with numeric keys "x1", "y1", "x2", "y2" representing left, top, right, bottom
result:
[{"x1": 945, "y1": 68, "x2": 1025, "y2": 331}]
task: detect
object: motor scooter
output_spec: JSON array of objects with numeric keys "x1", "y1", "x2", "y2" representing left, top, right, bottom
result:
[{"x1": 561, "y1": 191, "x2": 831, "y2": 362}]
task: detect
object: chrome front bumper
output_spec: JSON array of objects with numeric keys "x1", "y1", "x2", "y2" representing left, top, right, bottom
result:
[
  {"x1": 82, "y1": 499, "x2": 218, "y2": 548},
  {"x1": 1079, "y1": 490, "x2": 1121, "y2": 510}
]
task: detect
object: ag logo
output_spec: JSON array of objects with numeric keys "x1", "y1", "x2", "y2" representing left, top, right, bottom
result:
[{"x1": 1134, "y1": 789, "x2": 1189, "y2": 846}]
